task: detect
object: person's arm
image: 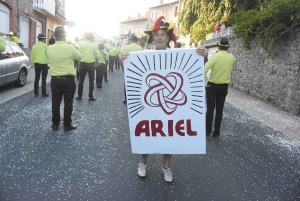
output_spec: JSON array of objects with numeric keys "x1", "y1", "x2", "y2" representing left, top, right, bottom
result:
[
  {"x1": 30, "y1": 46, "x2": 35, "y2": 63},
  {"x1": 72, "y1": 46, "x2": 82, "y2": 61},
  {"x1": 119, "y1": 51, "x2": 130, "y2": 73},
  {"x1": 196, "y1": 46, "x2": 208, "y2": 62}
]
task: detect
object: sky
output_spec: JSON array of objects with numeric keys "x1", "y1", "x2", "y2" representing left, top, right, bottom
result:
[{"x1": 64, "y1": 0, "x2": 160, "y2": 41}]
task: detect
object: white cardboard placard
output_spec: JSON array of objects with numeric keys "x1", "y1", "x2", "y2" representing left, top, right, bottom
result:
[{"x1": 124, "y1": 48, "x2": 206, "y2": 154}]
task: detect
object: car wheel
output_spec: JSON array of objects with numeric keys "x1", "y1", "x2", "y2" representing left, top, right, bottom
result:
[{"x1": 15, "y1": 68, "x2": 27, "y2": 87}]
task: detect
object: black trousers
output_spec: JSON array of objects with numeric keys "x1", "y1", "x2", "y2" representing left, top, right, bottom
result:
[
  {"x1": 78, "y1": 62, "x2": 95, "y2": 97},
  {"x1": 95, "y1": 63, "x2": 107, "y2": 85},
  {"x1": 206, "y1": 82, "x2": 228, "y2": 135},
  {"x1": 74, "y1": 60, "x2": 79, "y2": 80},
  {"x1": 51, "y1": 76, "x2": 76, "y2": 126},
  {"x1": 34, "y1": 63, "x2": 48, "y2": 94},
  {"x1": 115, "y1": 56, "x2": 120, "y2": 69},
  {"x1": 109, "y1": 56, "x2": 116, "y2": 72}
]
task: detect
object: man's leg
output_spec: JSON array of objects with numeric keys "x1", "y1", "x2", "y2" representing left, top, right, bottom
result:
[
  {"x1": 63, "y1": 77, "x2": 76, "y2": 127},
  {"x1": 87, "y1": 64, "x2": 95, "y2": 98},
  {"x1": 95, "y1": 66, "x2": 101, "y2": 87},
  {"x1": 213, "y1": 84, "x2": 228, "y2": 136},
  {"x1": 77, "y1": 63, "x2": 88, "y2": 98},
  {"x1": 206, "y1": 83, "x2": 217, "y2": 138},
  {"x1": 51, "y1": 78, "x2": 63, "y2": 127},
  {"x1": 104, "y1": 63, "x2": 108, "y2": 81},
  {"x1": 98, "y1": 64, "x2": 105, "y2": 86},
  {"x1": 41, "y1": 65, "x2": 49, "y2": 96},
  {"x1": 34, "y1": 64, "x2": 42, "y2": 96},
  {"x1": 162, "y1": 154, "x2": 173, "y2": 182},
  {"x1": 138, "y1": 154, "x2": 148, "y2": 178}
]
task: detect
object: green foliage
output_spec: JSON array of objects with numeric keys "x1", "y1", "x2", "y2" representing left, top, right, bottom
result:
[
  {"x1": 139, "y1": 34, "x2": 148, "y2": 49},
  {"x1": 229, "y1": 0, "x2": 300, "y2": 51},
  {"x1": 178, "y1": 0, "x2": 271, "y2": 43}
]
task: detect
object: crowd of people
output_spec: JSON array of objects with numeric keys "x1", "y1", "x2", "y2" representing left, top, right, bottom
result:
[{"x1": 0, "y1": 15, "x2": 235, "y2": 184}]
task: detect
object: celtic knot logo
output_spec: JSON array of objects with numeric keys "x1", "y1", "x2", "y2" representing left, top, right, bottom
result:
[{"x1": 144, "y1": 72, "x2": 187, "y2": 115}]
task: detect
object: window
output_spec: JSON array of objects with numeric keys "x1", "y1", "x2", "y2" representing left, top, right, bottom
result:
[
  {"x1": 1, "y1": 45, "x2": 15, "y2": 59},
  {"x1": 162, "y1": 11, "x2": 166, "y2": 17},
  {"x1": 174, "y1": 6, "x2": 178, "y2": 17},
  {"x1": 10, "y1": 45, "x2": 24, "y2": 57},
  {"x1": 151, "y1": 13, "x2": 156, "y2": 22}
]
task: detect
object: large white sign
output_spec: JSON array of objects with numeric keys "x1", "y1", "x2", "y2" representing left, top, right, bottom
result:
[{"x1": 124, "y1": 49, "x2": 206, "y2": 154}]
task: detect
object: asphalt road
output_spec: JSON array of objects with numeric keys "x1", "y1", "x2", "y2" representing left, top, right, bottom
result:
[{"x1": 0, "y1": 69, "x2": 299, "y2": 201}]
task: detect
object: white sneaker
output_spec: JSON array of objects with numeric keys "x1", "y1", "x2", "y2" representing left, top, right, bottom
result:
[
  {"x1": 137, "y1": 162, "x2": 147, "y2": 177},
  {"x1": 162, "y1": 167, "x2": 173, "y2": 183}
]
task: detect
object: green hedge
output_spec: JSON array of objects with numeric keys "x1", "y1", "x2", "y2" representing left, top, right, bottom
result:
[{"x1": 229, "y1": 0, "x2": 300, "y2": 51}]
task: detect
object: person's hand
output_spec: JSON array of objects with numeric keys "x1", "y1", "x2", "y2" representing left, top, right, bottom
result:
[
  {"x1": 196, "y1": 46, "x2": 208, "y2": 58},
  {"x1": 119, "y1": 52, "x2": 129, "y2": 61}
]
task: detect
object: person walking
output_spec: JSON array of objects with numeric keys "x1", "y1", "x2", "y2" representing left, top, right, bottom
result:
[
  {"x1": 76, "y1": 32, "x2": 98, "y2": 101},
  {"x1": 30, "y1": 33, "x2": 49, "y2": 97},
  {"x1": 121, "y1": 35, "x2": 143, "y2": 104},
  {"x1": 10, "y1": 32, "x2": 20, "y2": 44},
  {"x1": 119, "y1": 16, "x2": 208, "y2": 183},
  {"x1": 46, "y1": 26, "x2": 81, "y2": 132},
  {"x1": 49, "y1": 35, "x2": 55, "y2": 45},
  {"x1": 108, "y1": 44, "x2": 119, "y2": 72},
  {"x1": 205, "y1": 38, "x2": 235, "y2": 140},
  {"x1": 95, "y1": 43, "x2": 109, "y2": 88}
]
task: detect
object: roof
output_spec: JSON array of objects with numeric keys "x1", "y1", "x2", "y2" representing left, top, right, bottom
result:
[
  {"x1": 148, "y1": 0, "x2": 179, "y2": 9},
  {"x1": 120, "y1": 17, "x2": 148, "y2": 23}
]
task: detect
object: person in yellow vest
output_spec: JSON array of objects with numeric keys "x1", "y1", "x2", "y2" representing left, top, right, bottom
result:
[
  {"x1": 95, "y1": 43, "x2": 109, "y2": 88},
  {"x1": 10, "y1": 32, "x2": 20, "y2": 44},
  {"x1": 30, "y1": 34, "x2": 49, "y2": 97},
  {"x1": 108, "y1": 43, "x2": 119, "y2": 72},
  {"x1": 121, "y1": 35, "x2": 143, "y2": 104},
  {"x1": 74, "y1": 37, "x2": 81, "y2": 80},
  {"x1": 105, "y1": 41, "x2": 113, "y2": 71},
  {"x1": 46, "y1": 26, "x2": 81, "y2": 132},
  {"x1": 119, "y1": 16, "x2": 208, "y2": 183},
  {"x1": 0, "y1": 32, "x2": 5, "y2": 52},
  {"x1": 205, "y1": 38, "x2": 235, "y2": 140},
  {"x1": 76, "y1": 32, "x2": 98, "y2": 101}
]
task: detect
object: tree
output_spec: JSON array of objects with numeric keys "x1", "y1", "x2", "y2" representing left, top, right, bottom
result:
[{"x1": 178, "y1": 0, "x2": 267, "y2": 42}]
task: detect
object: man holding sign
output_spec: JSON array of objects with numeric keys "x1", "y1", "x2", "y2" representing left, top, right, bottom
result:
[{"x1": 120, "y1": 16, "x2": 208, "y2": 183}]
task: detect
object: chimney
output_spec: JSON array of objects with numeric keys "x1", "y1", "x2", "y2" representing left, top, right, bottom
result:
[{"x1": 160, "y1": 0, "x2": 164, "y2": 4}]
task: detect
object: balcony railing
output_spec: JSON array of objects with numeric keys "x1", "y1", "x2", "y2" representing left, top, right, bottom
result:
[
  {"x1": 33, "y1": 0, "x2": 55, "y2": 17},
  {"x1": 206, "y1": 27, "x2": 233, "y2": 40},
  {"x1": 55, "y1": 5, "x2": 66, "y2": 21}
]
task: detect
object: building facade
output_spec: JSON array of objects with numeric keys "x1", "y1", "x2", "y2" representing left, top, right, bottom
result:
[
  {"x1": 119, "y1": 0, "x2": 179, "y2": 44},
  {"x1": 0, "y1": 0, "x2": 66, "y2": 52}
]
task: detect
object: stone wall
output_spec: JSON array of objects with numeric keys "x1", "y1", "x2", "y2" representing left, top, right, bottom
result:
[{"x1": 202, "y1": 30, "x2": 300, "y2": 116}]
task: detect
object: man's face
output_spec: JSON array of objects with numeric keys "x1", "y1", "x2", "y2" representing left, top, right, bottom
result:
[{"x1": 152, "y1": 29, "x2": 169, "y2": 50}]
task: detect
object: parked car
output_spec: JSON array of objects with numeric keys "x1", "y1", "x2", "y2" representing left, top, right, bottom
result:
[{"x1": 0, "y1": 41, "x2": 32, "y2": 87}]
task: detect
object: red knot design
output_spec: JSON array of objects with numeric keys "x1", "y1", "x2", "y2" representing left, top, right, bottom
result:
[{"x1": 144, "y1": 72, "x2": 187, "y2": 115}]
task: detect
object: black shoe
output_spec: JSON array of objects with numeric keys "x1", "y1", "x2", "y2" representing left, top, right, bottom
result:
[
  {"x1": 105, "y1": 80, "x2": 108, "y2": 82},
  {"x1": 64, "y1": 124, "x2": 77, "y2": 132},
  {"x1": 52, "y1": 124, "x2": 59, "y2": 131},
  {"x1": 111, "y1": 70, "x2": 114, "y2": 72},
  {"x1": 89, "y1": 96, "x2": 97, "y2": 101},
  {"x1": 206, "y1": 133, "x2": 211, "y2": 140},
  {"x1": 97, "y1": 85, "x2": 102, "y2": 88},
  {"x1": 34, "y1": 93, "x2": 39, "y2": 97},
  {"x1": 41, "y1": 93, "x2": 49, "y2": 97},
  {"x1": 76, "y1": 96, "x2": 82, "y2": 100},
  {"x1": 212, "y1": 133, "x2": 220, "y2": 140}
]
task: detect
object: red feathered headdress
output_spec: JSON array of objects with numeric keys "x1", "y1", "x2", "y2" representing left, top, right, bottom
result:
[{"x1": 144, "y1": 16, "x2": 176, "y2": 46}]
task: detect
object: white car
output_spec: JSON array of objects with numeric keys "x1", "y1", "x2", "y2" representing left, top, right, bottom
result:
[{"x1": 0, "y1": 41, "x2": 32, "y2": 87}]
